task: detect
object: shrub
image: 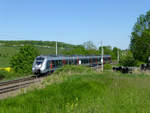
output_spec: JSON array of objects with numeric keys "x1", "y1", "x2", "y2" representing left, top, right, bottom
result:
[
  {"x1": 136, "y1": 60, "x2": 145, "y2": 67},
  {"x1": 0, "y1": 70, "x2": 5, "y2": 79},
  {"x1": 10, "y1": 46, "x2": 40, "y2": 74},
  {"x1": 0, "y1": 70, "x2": 20, "y2": 80},
  {"x1": 104, "y1": 64, "x2": 112, "y2": 70},
  {"x1": 119, "y1": 51, "x2": 137, "y2": 66}
]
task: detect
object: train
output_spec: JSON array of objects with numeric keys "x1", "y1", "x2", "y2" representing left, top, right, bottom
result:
[{"x1": 32, "y1": 55, "x2": 112, "y2": 75}]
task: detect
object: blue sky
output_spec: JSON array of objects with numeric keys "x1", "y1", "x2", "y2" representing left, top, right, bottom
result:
[{"x1": 0, "y1": 0, "x2": 150, "y2": 49}]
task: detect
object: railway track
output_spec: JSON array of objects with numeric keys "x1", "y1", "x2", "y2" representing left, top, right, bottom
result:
[
  {"x1": 0, "y1": 76, "x2": 36, "y2": 87},
  {"x1": 0, "y1": 65, "x2": 102, "y2": 97},
  {"x1": 0, "y1": 75, "x2": 42, "y2": 95}
]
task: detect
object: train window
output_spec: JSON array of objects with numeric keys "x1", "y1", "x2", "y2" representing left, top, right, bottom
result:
[
  {"x1": 58, "y1": 60, "x2": 62, "y2": 67},
  {"x1": 55, "y1": 60, "x2": 59, "y2": 67},
  {"x1": 74, "y1": 59, "x2": 77, "y2": 65},
  {"x1": 85, "y1": 58, "x2": 88, "y2": 63},
  {"x1": 52, "y1": 60, "x2": 56, "y2": 67},
  {"x1": 81, "y1": 59, "x2": 84, "y2": 64},
  {"x1": 93, "y1": 58, "x2": 96, "y2": 63},
  {"x1": 82, "y1": 58, "x2": 88, "y2": 64},
  {"x1": 36, "y1": 57, "x2": 44, "y2": 61},
  {"x1": 66, "y1": 59, "x2": 69, "y2": 65},
  {"x1": 36, "y1": 61, "x2": 43, "y2": 65},
  {"x1": 46, "y1": 60, "x2": 50, "y2": 69},
  {"x1": 36, "y1": 57, "x2": 45, "y2": 65},
  {"x1": 72, "y1": 59, "x2": 74, "y2": 64},
  {"x1": 69, "y1": 59, "x2": 72, "y2": 64}
]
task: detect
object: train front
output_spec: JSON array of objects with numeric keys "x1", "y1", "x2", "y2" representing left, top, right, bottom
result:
[{"x1": 32, "y1": 56, "x2": 46, "y2": 75}]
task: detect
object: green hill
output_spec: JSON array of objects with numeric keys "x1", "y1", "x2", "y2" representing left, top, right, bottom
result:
[
  {"x1": 0, "y1": 40, "x2": 83, "y2": 67},
  {"x1": 0, "y1": 40, "x2": 77, "y2": 48}
]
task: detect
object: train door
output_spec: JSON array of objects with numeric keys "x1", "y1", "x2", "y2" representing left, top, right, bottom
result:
[
  {"x1": 50, "y1": 61, "x2": 53, "y2": 71},
  {"x1": 62, "y1": 59, "x2": 66, "y2": 66}
]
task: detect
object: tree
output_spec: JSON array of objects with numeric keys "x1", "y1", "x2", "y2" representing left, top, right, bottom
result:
[
  {"x1": 111, "y1": 47, "x2": 121, "y2": 60},
  {"x1": 130, "y1": 10, "x2": 150, "y2": 62},
  {"x1": 119, "y1": 50, "x2": 137, "y2": 66},
  {"x1": 83, "y1": 41, "x2": 97, "y2": 50},
  {"x1": 10, "y1": 46, "x2": 40, "y2": 74},
  {"x1": 83, "y1": 41, "x2": 98, "y2": 55},
  {"x1": 99, "y1": 46, "x2": 112, "y2": 55}
]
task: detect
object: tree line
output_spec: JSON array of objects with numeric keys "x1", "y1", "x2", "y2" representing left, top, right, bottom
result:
[
  {"x1": 116, "y1": 10, "x2": 150, "y2": 67},
  {"x1": 0, "y1": 40, "x2": 77, "y2": 49}
]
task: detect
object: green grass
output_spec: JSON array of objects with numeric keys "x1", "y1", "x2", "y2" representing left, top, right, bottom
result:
[
  {"x1": 0, "y1": 68, "x2": 150, "y2": 113},
  {"x1": 0, "y1": 70, "x2": 27, "y2": 81},
  {"x1": 0, "y1": 46, "x2": 19, "y2": 68}
]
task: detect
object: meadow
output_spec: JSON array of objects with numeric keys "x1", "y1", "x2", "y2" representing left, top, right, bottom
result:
[{"x1": 0, "y1": 66, "x2": 150, "y2": 113}]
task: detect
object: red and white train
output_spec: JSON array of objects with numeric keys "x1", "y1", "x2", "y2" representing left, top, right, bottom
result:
[{"x1": 32, "y1": 55, "x2": 111, "y2": 75}]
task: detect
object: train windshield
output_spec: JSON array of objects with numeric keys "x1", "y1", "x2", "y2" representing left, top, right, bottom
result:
[
  {"x1": 36, "y1": 57, "x2": 45, "y2": 61},
  {"x1": 35, "y1": 57, "x2": 45, "y2": 65},
  {"x1": 36, "y1": 61, "x2": 43, "y2": 65}
]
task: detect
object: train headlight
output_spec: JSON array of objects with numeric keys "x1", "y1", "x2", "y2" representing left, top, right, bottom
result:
[{"x1": 39, "y1": 64, "x2": 42, "y2": 68}]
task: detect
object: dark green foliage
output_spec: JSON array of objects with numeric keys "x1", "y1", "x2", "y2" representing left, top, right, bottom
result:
[
  {"x1": 130, "y1": 10, "x2": 150, "y2": 62},
  {"x1": 10, "y1": 46, "x2": 40, "y2": 74},
  {"x1": 131, "y1": 30, "x2": 150, "y2": 62},
  {"x1": 119, "y1": 51, "x2": 137, "y2": 66}
]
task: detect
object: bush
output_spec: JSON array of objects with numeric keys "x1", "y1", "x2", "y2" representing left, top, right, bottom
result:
[
  {"x1": 10, "y1": 46, "x2": 40, "y2": 74},
  {"x1": 0, "y1": 70, "x2": 20, "y2": 80},
  {"x1": 104, "y1": 64, "x2": 112, "y2": 70},
  {"x1": 119, "y1": 51, "x2": 137, "y2": 66},
  {"x1": 136, "y1": 61, "x2": 145, "y2": 67},
  {"x1": 0, "y1": 70, "x2": 5, "y2": 79}
]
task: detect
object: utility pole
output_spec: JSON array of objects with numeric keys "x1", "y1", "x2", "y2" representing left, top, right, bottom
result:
[
  {"x1": 117, "y1": 49, "x2": 119, "y2": 63},
  {"x1": 101, "y1": 41, "x2": 104, "y2": 71},
  {"x1": 56, "y1": 41, "x2": 58, "y2": 56}
]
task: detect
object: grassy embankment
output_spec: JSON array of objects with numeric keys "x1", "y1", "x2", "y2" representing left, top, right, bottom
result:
[{"x1": 0, "y1": 65, "x2": 150, "y2": 113}]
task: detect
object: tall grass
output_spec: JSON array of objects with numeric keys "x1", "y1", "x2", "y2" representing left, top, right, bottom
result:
[
  {"x1": 54, "y1": 65, "x2": 93, "y2": 75},
  {"x1": 0, "y1": 70, "x2": 27, "y2": 81},
  {"x1": 0, "y1": 67, "x2": 150, "y2": 113}
]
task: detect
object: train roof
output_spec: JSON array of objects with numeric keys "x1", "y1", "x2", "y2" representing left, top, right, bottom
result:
[{"x1": 36, "y1": 55, "x2": 111, "y2": 60}]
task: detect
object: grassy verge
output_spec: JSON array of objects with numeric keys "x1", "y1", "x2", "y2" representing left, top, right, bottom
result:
[
  {"x1": 0, "y1": 66, "x2": 150, "y2": 113},
  {"x1": 0, "y1": 70, "x2": 29, "y2": 82}
]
